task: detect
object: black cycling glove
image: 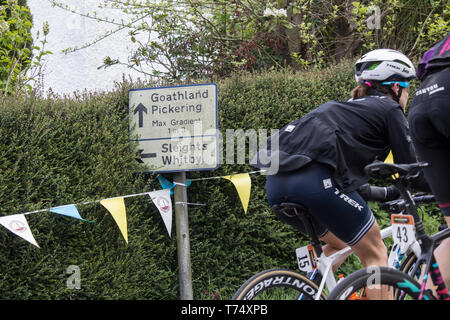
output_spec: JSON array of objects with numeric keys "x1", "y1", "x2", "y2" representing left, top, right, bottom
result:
[{"x1": 358, "y1": 184, "x2": 400, "y2": 202}]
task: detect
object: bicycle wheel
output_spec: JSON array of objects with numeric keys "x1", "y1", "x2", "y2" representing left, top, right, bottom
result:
[
  {"x1": 326, "y1": 266, "x2": 435, "y2": 300},
  {"x1": 232, "y1": 268, "x2": 326, "y2": 300}
]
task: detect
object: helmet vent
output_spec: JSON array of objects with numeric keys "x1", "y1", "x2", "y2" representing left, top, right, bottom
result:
[
  {"x1": 393, "y1": 59, "x2": 411, "y2": 68},
  {"x1": 368, "y1": 62, "x2": 381, "y2": 70}
]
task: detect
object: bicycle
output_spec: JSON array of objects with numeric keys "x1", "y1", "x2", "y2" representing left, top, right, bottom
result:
[
  {"x1": 327, "y1": 161, "x2": 450, "y2": 300},
  {"x1": 232, "y1": 179, "x2": 436, "y2": 300}
]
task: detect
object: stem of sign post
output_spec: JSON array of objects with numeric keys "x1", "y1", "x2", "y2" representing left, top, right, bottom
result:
[{"x1": 173, "y1": 171, "x2": 193, "y2": 300}]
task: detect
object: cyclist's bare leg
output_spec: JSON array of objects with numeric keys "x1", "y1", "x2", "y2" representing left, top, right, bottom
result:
[
  {"x1": 424, "y1": 216, "x2": 450, "y2": 295},
  {"x1": 319, "y1": 232, "x2": 352, "y2": 272},
  {"x1": 350, "y1": 220, "x2": 393, "y2": 299}
]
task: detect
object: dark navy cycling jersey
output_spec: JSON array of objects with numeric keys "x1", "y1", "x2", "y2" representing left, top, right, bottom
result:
[
  {"x1": 409, "y1": 32, "x2": 450, "y2": 216},
  {"x1": 252, "y1": 89, "x2": 428, "y2": 193},
  {"x1": 408, "y1": 67, "x2": 450, "y2": 216}
]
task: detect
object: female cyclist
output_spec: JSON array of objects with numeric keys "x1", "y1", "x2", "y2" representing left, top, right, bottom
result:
[
  {"x1": 408, "y1": 32, "x2": 450, "y2": 293},
  {"x1": 252, "y1": 49, "x2": 429, "y2": 299}
]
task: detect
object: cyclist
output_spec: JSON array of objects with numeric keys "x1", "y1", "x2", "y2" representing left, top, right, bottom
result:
[
  {"x1": 251, "y1": 49, "x2": 429, "y2": 299},
  {"x1": 408, "y1": 32, "x2": 450, "y2": 292}
]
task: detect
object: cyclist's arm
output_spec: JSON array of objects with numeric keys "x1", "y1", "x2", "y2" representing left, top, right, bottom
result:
[
  {"x1": 358, "y1": 184, "x2": 399, "y2": 202},
  {"x1": 386, "y1": 107, "x2": 430, "y2": 192}
]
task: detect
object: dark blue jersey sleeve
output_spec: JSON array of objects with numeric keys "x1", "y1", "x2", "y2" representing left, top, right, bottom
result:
[{"x1": 386, "y1": 106, "x2": 430, "y2": 191}]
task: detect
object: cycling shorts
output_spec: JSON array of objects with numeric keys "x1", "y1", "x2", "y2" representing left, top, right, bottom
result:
[
  {"x1": 408, "y1": 68, "x2": 450, "y2": 216},
  {"x1": 266, "y1": 162, "x2": 375, "y2": 246}
]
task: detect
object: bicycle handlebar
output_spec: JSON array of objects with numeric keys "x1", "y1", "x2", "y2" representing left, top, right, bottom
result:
[{"x1": 379, "y1": 194, "x2": 435, "y2": 213}]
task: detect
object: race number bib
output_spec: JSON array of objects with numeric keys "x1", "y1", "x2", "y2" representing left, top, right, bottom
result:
[
  {"x1": 391, "y1": 214, "x2": 416, "y2": 251},
  {"x1": 295, "y1": 244, "x2": 317, "y2": 273}
]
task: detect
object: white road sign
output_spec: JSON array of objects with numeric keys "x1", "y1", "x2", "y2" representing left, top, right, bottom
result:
[{"x1": 129, "y1": 83, "x2": 219, "y2": 172}]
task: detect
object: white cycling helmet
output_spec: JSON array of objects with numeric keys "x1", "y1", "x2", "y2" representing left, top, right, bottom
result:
[{"x1": 355, "y1": 49, "x2": 416, "y2": 84}]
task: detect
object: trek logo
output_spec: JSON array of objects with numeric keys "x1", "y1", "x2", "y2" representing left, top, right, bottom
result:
[
  {"x1": 386, "y1": 63, "x2": 410, "y2": 74},
  {"x1": 334, "y1": 188, "x2": 363, "y2": 211}
]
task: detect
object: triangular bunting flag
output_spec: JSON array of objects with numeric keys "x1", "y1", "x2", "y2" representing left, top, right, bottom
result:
[
  {"x1": 149, "y1": 189, "x2": 173, "y2": 237},
  {"x1": 222, "y1": 173, "x2": 251, "y2": 213},
  {"x1": 0, "y1": 214, "x2": 39, "y2": 248},
  {"x1": 100, "y1": 198, "x2": 128, "y2": 244},
  {"x1": 158, "y1": 175, "x2": 175, "y2": 192},
  {"x1": 384, "y1": 150, "x2": 394, "y2": 164},
  {"x1": 384, "y1": 150, "x2": 398, "y2": 179},
  {"x1": 50, "y1": 204, "x2": 94, "y2": 222},
  {"x1": 158, "y1": 175, "x2": 191, "y2": 195}
]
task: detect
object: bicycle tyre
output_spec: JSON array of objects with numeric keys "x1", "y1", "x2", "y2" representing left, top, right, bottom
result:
[
  {"x1": 396, "y1": 252, "x2": 420, "y2": 300},
  {"x1": 232, "y1": 268, "x2": 326, "y2": 300},
  {"x1": 326, "y1": 266, "x2": 435, "y2": 300},
  {"x1": 399, "y1": 252, "x2": 418, "y2": 277}
]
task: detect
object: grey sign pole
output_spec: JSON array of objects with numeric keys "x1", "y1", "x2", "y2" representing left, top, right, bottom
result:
[
  {"x1": 173, "y1": 171, "x2": 193, "y2": 300},
  {"x1": 129, "y1": 83, "x2": 218, "y2": 300}
]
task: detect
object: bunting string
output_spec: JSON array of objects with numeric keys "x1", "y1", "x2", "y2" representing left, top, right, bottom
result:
[
  {"x1": 22, "y1": 191, "x2": 156, "y2": 216},
  {"x1": 175, "y1": 202, "x2": 207, "y2": 206},
  {"x1": 18, "y1": 169, "x2": 263, "y2": 217},
  {"x1": 0, "y1": 153, "x2": 395, "y2": 248},
  {"x1": 0, "y1": 170, "x2": 261, "y2": 248},
  {"x1": 187, "y1": 170, "x2": 265, "y2": 182}
]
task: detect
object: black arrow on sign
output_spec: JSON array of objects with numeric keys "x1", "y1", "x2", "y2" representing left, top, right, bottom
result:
[
  {"x1": 136, "y1": 149, "x2": 157, "y2": 163},
  {"x1": 134, "y1": 103, "x2": 147, "y2": 128}
]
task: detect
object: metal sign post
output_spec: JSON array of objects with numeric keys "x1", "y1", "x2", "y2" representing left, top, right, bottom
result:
[
  {"x1": 173, "y1": 171, "x2": 193, "y2": 300},
  {"x1": 128, "y1": 83, "x2": 218, "y2": 300}
]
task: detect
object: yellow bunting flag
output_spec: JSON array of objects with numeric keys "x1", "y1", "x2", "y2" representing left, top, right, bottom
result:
[
  {"x1": 100, "y1": 197, "x2": 128, "y2": 244},
  {"x1": 384, "y1": 150, "x2": 394, "y2": 164},
  {"x1": 222, "y1": 173, "x2": 251, "y2": 214},
  {"x1": 384, "y1": 150, "x2": 398, "y2": 179}
]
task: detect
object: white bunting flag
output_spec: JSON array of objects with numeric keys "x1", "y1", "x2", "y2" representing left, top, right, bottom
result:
[
  {"x1": 149, "y1": 190, "x2": 173, "y2": 237},
  {"x1": 0, "y1": 214, "x2": 40, "y2": 248}
]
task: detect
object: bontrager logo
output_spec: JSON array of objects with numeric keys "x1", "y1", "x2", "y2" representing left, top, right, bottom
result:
[{"x1": 243, "y1": 276, "x2": 318, "y2": 300}]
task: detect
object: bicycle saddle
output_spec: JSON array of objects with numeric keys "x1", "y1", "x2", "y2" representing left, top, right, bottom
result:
[
  {"x1": 271, "y1": 202, "x2": 322, "y2": 253},
  {"x1": 271, "y1": 202, "x2": 308, "y2": 218},
  {"x1": 364, "y1": 161, "x2": 428, "y2": 179}
]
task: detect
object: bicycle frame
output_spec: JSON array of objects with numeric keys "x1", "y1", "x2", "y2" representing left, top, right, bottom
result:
[
  {"x1": 393, "y1": 176, "x2": 450, "y2": 300},
  {"x1": 410, "y1": 226, "x2": 450, "y2": 300},
  {"x1": 295, "y1": 162, "x2": 450, "y2": 300},
  {"x1": 308, "y1": 204, "x2": 446, "y2": 300},
  {"x1": 310, "y1": 225, "x2": 394, "y2": 300},
  {"x1": 292, "y1": 174, "x2": 449, "y2": 300}
]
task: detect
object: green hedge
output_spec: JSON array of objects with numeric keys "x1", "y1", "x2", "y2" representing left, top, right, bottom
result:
[{"x1": 0, "y1": 62, "x2": 443, "y2": 299}]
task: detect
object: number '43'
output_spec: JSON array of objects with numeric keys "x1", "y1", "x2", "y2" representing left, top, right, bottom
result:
[{"x1": 391, "y1": 214, "x2": 416, "y2": 248}]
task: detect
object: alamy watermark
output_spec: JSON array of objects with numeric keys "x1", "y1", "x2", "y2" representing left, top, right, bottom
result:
[
  {"x1": 165, "y1": 122, "x2": 280, "y2": 174},
  {"x1": 367, "y1": 6, "x2": 381, "y2": 30},
  {"x1": 365, "y1": 265, "x2": 382, "y2": 289},
  {"x1": 66, "y1": 265, "x2": 81, "y2": 290}
]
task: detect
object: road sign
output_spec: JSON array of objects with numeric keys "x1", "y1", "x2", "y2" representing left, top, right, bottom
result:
[{"x1": 129, "y1": 83, "x2": 219, "y2": 173}]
